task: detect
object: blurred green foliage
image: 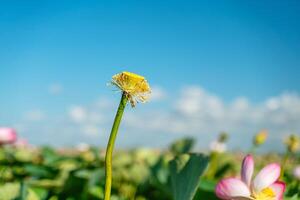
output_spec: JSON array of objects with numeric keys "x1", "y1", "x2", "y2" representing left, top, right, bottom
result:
[{"x1": 0, "y1": 138, "x2": 299, "y2": 200}]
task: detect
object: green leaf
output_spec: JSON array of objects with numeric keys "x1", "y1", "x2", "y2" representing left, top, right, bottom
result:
[
  {"x1": 169, "y1": 138, "x2": 195, "y2": 154},
  {"x1": 28, "y1": 179, "x2": 62, "y2": 189},
  {"x1": 169, "y1": 153, "x2": 209, "y2": 200},
  {"x1": 0, "y1": 182, "x2": 20, "y2": 200},
  {"x1": 26, "y1": 189, "x2": 40, "y2": 200},
  {"x1": 24, "y1": 164, "x2": 57, "y2": 178},
  {"x1": 193, "y1": 180, "x2": 219, "y2": 200},
  {"x1": 198, "y1": 179, "x2": 216, "y2": 192},
  {"x1": 29, "y1": 187, "x2": 49, "y2": 199},
  {"x1": 88, "y1": 186, "x2": 103, "y2": 199},
  {"x1": 284, "y1": 194, "x2": 300, "y2": 200}
]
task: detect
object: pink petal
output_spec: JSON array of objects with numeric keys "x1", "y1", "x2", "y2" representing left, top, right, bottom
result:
[
  {"x1": 0, "y1": 128, "x2": 17, "y2": 145},
  {"x1": 253, "y1": 163, "x2": 281, "y2": 193},
  {"x1": 241, "y1": 154, "x2": 254, "y2": 187},
  {"x1": 215, "y1": 178, "x2": 251, "y2": 199},
  {"x1": 269, "y1": 181, "x2": 286, "y2": 200}
]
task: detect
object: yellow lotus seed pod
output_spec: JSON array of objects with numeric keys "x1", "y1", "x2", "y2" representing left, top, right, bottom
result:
[{"x1": 111, "y1": 72, "x2": 151, "y2": 107}]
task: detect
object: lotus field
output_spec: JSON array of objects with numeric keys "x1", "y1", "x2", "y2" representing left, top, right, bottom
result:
[
  {"x1": 0, "y1": 72, "x2": 299, "y2": 200},
  {"x1": 0, "y1": 136, "x2": 299, "y2": 200}
]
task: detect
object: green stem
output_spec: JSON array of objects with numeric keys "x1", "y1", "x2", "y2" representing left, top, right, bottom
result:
[
  {"x1": 249, "y1": 145, "x2": 257, "y2": 155},
  {"x1": 104, "y1": 92, "x2": 128, "y2": 200},
  {"x1": 280, "y1": 151, "x2": 290, "y2": 179},
  {"x1": 205, "y1": 152, "x2": 218, "y2": 179}
]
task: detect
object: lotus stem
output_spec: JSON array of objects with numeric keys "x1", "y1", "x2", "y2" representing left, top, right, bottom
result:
[{"x1": 104, "y1": 92, "x2": 128, "y2": 200}]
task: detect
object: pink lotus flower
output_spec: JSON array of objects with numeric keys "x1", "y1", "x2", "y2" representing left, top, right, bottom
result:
[
  {"x1": 0, "y1": 128, "x2": 17, "y2": 145},
  {"x1": 216, "y1": 154, "x2": 285, "y2": 200}
]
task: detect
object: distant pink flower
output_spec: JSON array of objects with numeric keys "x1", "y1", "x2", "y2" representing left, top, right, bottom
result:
[
  {"x1": 0, "y1": 128, "x2": 17, "y2": 145},
  {"x1": 216, "y1": 154, "x2": 285, "y2": 200},
  {"x1": 293, "y1": 165, "x2": 300, "y2": 180}
]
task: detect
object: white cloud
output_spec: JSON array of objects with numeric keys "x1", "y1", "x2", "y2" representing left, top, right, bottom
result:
[
  {"x1": 69, "y1": 106, "x2": 87, "y2": 123},
  {"x1": 175, "y1": 86, "x2": 224, "y2": 119},
  {"x1": 49, "y1": 83, "x2": 63, "y2": 95},
  {"x1": 262, "y1": 93, "x2": 300, "y2": 126},
  {"x1": 231, "y1": 97, "x2": 249, "y2": 111},
  {"x1": 15, "y1": 86, "x2": 300, "y2": 151},
  {"x1": 151, "y1": 86, "x2": 167, "y2": 101},
  {"x1": 82, "y1": 125, "x2": 99, "y2": 137},
  {"x1": 121, "y1": 86, "x2": 300, "y2": 151},
  {"x1": 64, "y1": 100, "x2": 112, "y2": 139},
  {"x1": 94, "y1": 97, "x2": 115, "y2": 110},
  {"x1": 266, "y1": 97, "x2": 280, "y2": 111}
]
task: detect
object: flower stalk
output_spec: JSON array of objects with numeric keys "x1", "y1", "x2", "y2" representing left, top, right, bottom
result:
[
  {"x1": 104, "y1": 92, "x2": 128, "y2": 200},
  {"x1": 103, "y1": 71, "x2": 151, "y2": 200},
  {"x1": 281, "y1": 134, "x2": 299, "y2": 179}
]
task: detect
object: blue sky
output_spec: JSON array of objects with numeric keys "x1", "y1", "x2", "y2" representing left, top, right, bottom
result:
[{"x1": 0, "y1": 1, "x2": 300, "y2": 151}]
